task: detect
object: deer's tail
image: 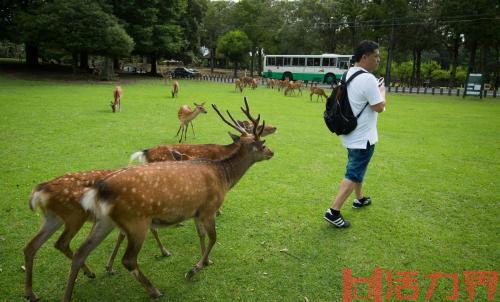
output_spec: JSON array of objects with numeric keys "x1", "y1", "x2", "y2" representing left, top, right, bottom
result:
[
  {"x1": 129, "y1": 150, "x2": 147, "y2": 165},
  {"x1": 28, "y1": 183, "x2": 48, "y2": 212}
]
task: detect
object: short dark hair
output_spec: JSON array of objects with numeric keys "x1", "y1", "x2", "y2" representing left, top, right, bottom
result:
[{"x1": 353, "y1": 40, "x2": 379, "y2": 62}]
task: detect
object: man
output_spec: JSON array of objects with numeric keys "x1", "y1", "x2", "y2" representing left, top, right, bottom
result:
[{"x1": 324, "y1": 40, "x2": 386, "y2": 228}]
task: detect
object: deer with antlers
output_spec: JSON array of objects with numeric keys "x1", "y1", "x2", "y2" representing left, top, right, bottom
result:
[
  {"x1": 171, "y1": 80, "x2": 179, "y2": 98},
  {"x1": 23, "y1": 169, "x2": 176, "y2": 302},
  {"x1": 310, "y1": 85, "x2": 328, "y2": 102},
  {"x1": 61, "y1": 98, "x2": 273, "y2": 301},
  {"x1": 111, "y1": 86, "x2": 122, "y2": 113},
  {"x1": 175, "y1": 102, "x2": 207, "y2": 143}
]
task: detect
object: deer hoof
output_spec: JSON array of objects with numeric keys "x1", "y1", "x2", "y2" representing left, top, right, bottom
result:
[
  {"x1": 24, "y1": 292, "x2": 39, "y2": 302},
  {"x1": 83, "y1": 271, "x2": 96, "y2": 279},
  {"x1": 185, "y1": 267, "x2": 199, "y2": 280},
  {"x1": 105, "y1": 267, "x2": 117, "y2": 275},
  {"x1": 150, "y1": 288, "x2": 163, "y2": 299},
  {"x1": 160, "y1": 249, "x2": 172, "y2": 257}
]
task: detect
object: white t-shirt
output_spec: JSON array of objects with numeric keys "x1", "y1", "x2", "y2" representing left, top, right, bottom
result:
[{"x1": 341, "y1": 66, "x2": 383, "y2": 149}]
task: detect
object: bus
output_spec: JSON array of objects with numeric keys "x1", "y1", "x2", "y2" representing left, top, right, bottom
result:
[{"x1": 262, "y1": 54, "x2": 353, "y2": 84}]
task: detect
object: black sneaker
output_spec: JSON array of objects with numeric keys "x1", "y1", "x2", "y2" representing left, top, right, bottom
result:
[
  {"x1": 352, "y1": 196, "x2": 372, "y2": 209},
  {"x1": 324, "y1": 209, "x2": 350, "y2": 228}
]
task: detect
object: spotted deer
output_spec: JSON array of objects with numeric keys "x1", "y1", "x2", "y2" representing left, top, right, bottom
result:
[
  {"x1": 111, "y1": 86, "x2": 122, "y2": 113},
  {"x1": 171, "y1": 80, "x2": 179, "y2": 98},
  {"x1": 310, "y1": 85, "x2": 328, "y2": 102},
  {"x1": 175, "y1": 102, "x2": 208, "y2": 143},
  {"x1": 62, "y1": 98, "x2": 273, "y2": 301},
  {"x1": 23, "y1": 169, "x2": 174, "y2": 302}
]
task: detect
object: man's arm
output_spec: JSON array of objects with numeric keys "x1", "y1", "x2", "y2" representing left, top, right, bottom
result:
[{"x1": 370, "y1": 83, "x2": 386, "y2": 113}]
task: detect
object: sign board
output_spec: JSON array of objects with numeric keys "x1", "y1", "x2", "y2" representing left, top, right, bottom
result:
[{"x1": 464, "y1": 73, "x2": 483, "y2": 97}]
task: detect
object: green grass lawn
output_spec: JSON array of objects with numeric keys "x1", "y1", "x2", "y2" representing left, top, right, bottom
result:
[{"x1": 0, "y1": 75, "x2": 499, "y2": 301}]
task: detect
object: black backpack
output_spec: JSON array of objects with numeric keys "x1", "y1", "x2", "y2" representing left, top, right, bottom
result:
[{"x1": 324, "y1": 70, "x2": 368, "y2": 135}]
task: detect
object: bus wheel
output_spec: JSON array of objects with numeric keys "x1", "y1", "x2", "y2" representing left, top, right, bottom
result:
[
  {"x1": 324, "y1": 74, "x2": 337, "y2": 85},
  {"x1": 283, "y1": 72, "x2": 292, "y2": 81}
]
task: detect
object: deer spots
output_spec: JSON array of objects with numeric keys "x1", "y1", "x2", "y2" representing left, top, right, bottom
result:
[
  {"x1": 63, "y1": 188, "x2": 69, "y2": 195},
  {"x1": 131, "y1": 188, "x2": 137, "y2": 193}
]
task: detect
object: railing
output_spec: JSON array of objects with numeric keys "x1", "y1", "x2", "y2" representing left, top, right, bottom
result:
[{"x1": 174, "y1": 75, "x2": 499, "y2": 98}]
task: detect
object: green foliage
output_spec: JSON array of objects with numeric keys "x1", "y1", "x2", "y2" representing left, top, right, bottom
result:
[
  {"x1": 0, "y1": 76, "x2": 498, "y2": 301},
  {"x1": 217, "y1": 30, "x2": 251, "y2": 64}
]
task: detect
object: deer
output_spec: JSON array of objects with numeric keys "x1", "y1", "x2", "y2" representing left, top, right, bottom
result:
[
  {"x1": 110, "y1": 86, "x2": 122, "y2": 113},
  {"x1": 234, "y1": 79, "x2": 243, "y2": 93},
  {"x1": 251, "y1": 78, "x2": 258, "y2": 89},
  {"x1": 284, "y1": 81, "x2": 303, "y2": 96},
  {"x1": 23, "y1": 169, "x2": 175, "y2": 302},
  {"x1": 61, "y1": 98, "x2": 273, "y2": 301},
  {"x1": 171, "y1": 80, "x2": 179, "y2": 98},
  {"x1": 175, "y1": 102, "x2": 208, "y2": 143},
  {"x1": 310, "y1": 85, "x2": 328, "y2": 102},
  {"x1": 161, "y1": 70, "x2": 172, "y2": 84}
]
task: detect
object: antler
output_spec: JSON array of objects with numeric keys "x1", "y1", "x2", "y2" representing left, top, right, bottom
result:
[
  {"x1": 211, "y1": 104, "x2": 248, "y2": 135},
  {"x1": 240, "y1": 97, "x2": 265, "y2": 138}
]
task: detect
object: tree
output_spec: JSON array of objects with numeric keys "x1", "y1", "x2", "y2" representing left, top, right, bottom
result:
[
  {"x1": 200, "y1": 1, "x2": 234, "y2": 73},
  {"x1": 111, "y1": 0, "x2": 186, "y2": 74},
  {"x1": 217, "y1": 30, "x2": 251, "y2": 77}
]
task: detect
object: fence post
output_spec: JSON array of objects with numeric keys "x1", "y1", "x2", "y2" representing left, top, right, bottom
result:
[
  {"x1": 402, "y1": 87, "x2": 406, "y2": 93},
  {"x1": 395, "y1": 86, "x2": 399, "y2": 93},
  {"x1": 432, "y1": 87, "x2": 435, "y2": 95},
  {"x1": 388, "y1": 86, "x2": 391, "y2": 92},
  {"x1": 416, "y1": 87, "x2": 419, "y2": 94},
  {"x1": 494, "y1": 89, "x2": 497, "y2": 98},
  {"x1": 409, "y1": 87, "x2": 412, "y2": 94},
  {"x1": 440, "y1": 88, "x2": 443, "y2": 95},
  {"x1": 424, "y1": 87, "x2": 427, "y2": 94},
  {"x1": 448, "y1": 88, "x2": 452, "y2": 96}
]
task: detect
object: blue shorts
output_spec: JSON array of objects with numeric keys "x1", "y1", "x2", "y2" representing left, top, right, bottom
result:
[{"x1": 345, "y1": 142, "x2": 375, "y2": 183}]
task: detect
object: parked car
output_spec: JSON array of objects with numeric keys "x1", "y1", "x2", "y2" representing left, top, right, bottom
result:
[{"x1": 171, "y1": 67, "x2": 201, "y2": 78}]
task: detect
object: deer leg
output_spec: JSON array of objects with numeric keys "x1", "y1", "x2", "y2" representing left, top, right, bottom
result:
[
  {"x1": 105, "y1": 231, "x2": 126, "y2": 274},
  {"x1": 24, "y1": 211, "x2": 63, "y2": 302},
  {"x1": 175, "y1": 124, "x2": 183, "y2": 138},
  {"x1": 190, "y1": 122, "x2": 195, "y2": 137},
  {"x1": 122, "y1": 221, "x2": 162, "y2": 298},
  {"x1": 185, "y1": 215, "x2": 216, "y2": 280},
  {"x1": 182, "y1": 125, "x2": 188, "y2": 142},
  {"x1": 54, "y1": 217, "x2": 95, "y2": 278},
  {"x1": 150, "y1": 228, "x2": 172, "y2": 257},
  {"x1": 62, "y1": 217, "x2": 114, "y2": 302}
]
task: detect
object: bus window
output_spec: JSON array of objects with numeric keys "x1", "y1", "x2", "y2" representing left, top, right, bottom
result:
[
  {"x1": 314, "y1": 58, "x2": 321, "y2": 66},
  {"x1": 277, "y1": 57, "x2": 283, "y2": 66},
  {"x1": 292, "y1": 57, "x2": 305, "y2": 66},
  {"x1": 322, "y1": 58, "x2": 337, "y2": 67},
  {"x1": 307, "y1": 58, "x2": 314, "y2": 66},
  {"x1": 338, "y1": 58, "x2": 349, "y2": 69},
  {"x1": 284, "y1": 57, "x2": 291, "y2": 66},
  {"x1": 266, "y1": 57, "x2": 276, "y2": 66}
]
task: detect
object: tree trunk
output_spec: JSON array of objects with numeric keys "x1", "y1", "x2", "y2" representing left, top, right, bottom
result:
[
  {"x1": 25, "y1": 43, "x2": 38, "y2": 66},
  {"x1": 411, "y1": 48, "x2": 416, "y2": 86},
  {"x1": 448, "y1": 34, "x2": 460, "y2": 87},
  {"x1": 79, "y1": 51, "x2": 89, "y2": 70},
  {"x1": 416, "y1": 48, "x2": 422, "y2": 86},
  {"x1": 71, "y1": 52, "x2": 78, "y2": 74},
  {"x1": 257, "y1": 48, "x2": 263, "y2": 76},
  {"x1": 113, "y1": 57, "x2": 120, "y2": 71},
  {"x1": 250, "y1": 48, "x2": 255, "y2": 77},
  {"x1": 100, "y1": 56, "x2": 114, "y2": 81},
  {"x1": 210, "y1": 47, "x2": 215, "y2": 73},
  {"x1": 150, "y1": 54, "x2": 157, "y2": 75},
  {"x1": 384, "y1": 23, "x2": 395, "y2": 87}
]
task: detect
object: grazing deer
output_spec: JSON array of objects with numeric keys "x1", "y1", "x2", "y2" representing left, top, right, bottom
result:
[
  {"x1": 234, "y1": 79, "x2": 243, "y2": 93},
  {"x1": 62, "y1": 98, "x2": 273, "y2": 301},
  {"x1": 111, "y1": 86, "x2": 122, "y2": 113},
  {"x1": 23, "y1": 169, "x2": 174, "y2": 302},
  {"x1": 310, "y1": 85, "x2": 328, "y2": 102},
  {"x1": 251, "y1": 78, "x2": 258, "y2": 89},
  {"x1": 175, "y1": 102, "x2": 207, "y2": 143},
  {"x1": 171, "y1": 80, "x2": 179, "y2": 98},
  {"x1": 161, "y1": 70, "x2": 172, "y2": 84},
  {"x1": 284, "y1": 81, "x2": 303, "y2": 96},
  {"x1": 266, "y1": 78, "x2": 276, "y2": 89}
]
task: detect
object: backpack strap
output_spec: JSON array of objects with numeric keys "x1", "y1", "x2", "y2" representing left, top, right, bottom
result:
[{"x1": 345, "y1": 69, "x2": 369, "y2": 118}]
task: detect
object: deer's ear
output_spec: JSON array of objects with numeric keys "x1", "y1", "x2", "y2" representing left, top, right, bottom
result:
[{"x1": 228, "y1": 132, "x2": 240, "y2": 143}]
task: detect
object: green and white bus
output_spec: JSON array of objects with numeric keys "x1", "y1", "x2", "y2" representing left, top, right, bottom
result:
[{"x1": 262, "y1": 54, "x2": 352, "y2": 84}]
